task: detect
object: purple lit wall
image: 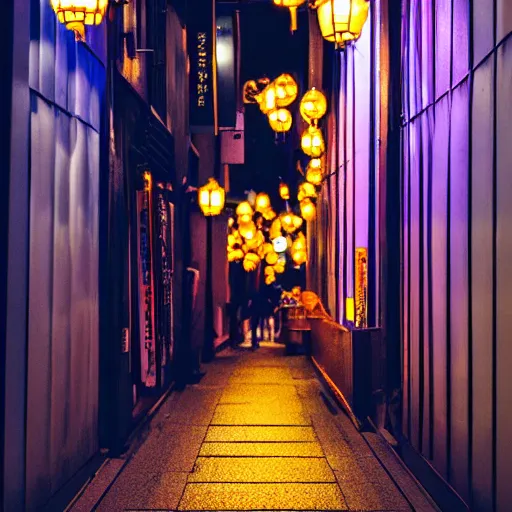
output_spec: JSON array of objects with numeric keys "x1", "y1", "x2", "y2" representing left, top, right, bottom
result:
[
  {"x1": 337, "y1": 1, "x2": 380, "y2": 326},
  {"x1": 400, "y1": 1, "x2": 512, "y2": 509},
  {"x1": 23, "y1": 3, "x2": 106, "y2": 508}
]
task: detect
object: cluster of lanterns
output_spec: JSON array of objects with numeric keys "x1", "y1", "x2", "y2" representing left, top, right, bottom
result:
[
  {"x1": 244, "y1": 74, "x2": 299, "y2": 134},
  {"x1": 227, "y1": 190, "x2": 310, "y2": 285},
  {"x1": 272, "y1": 0, "x2": 370, "y2": 49}
]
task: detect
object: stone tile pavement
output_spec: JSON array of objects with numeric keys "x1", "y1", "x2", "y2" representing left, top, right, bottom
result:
[{"x1": 76, "y1": 343, "x2": 437, "y2": 511}]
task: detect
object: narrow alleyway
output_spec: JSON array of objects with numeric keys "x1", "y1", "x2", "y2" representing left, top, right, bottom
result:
[{"x1": 74, "y1": 344, "x2": 436, "y2": 511}]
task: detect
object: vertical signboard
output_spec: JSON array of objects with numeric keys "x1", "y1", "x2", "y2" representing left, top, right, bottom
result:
[
  {"x1": 355, "y1": 247, "x2": 368, "y2": 328},
  {"x1": 188, "y1": 0, "x2": 217, "y2": 133}
]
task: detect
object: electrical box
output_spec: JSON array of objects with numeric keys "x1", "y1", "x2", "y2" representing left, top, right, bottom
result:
[{"x1": 221, "y1": 130, "x2": 245, "y2": 164}]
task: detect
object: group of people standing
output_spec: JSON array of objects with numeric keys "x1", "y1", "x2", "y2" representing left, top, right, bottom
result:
[{"x1": 229, "y1": 263, "x2": 282, "y2": 350}]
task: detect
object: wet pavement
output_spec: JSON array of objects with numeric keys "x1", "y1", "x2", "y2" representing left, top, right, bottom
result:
[{"x1": 75, "y1": 343, "x2": 437, "y2": 511}]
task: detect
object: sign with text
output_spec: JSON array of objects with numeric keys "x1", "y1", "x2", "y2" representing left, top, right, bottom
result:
[{"x1": 188, "y1": 0, "x2": 216, "y2": 132}]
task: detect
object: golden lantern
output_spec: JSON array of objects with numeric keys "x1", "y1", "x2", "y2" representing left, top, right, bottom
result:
[
  {"x1": 300, "y1": 198, "x2": 317, "y2": 221},
  {"x1": 263, "y1": 208, "x2": 277, "y2": 221},
  {"x1": 306, "y1": 159, "x2": 324, "y2": 185},
  {"x1": 265, "y1": 274, "x2": 276, "y2": 286},
  {"x1": 262, "y1": 243, "x2": 273, "y2": 255},
  {"x1": 265, "y1": 266, "x2": 275, "y2": 277},
  {"x1": 314, "y1": 0, "x2": 370, "y2": 46},
  {"x1": 228, "y1": 248, "x2": 245, "y2": 262},
  {"x1": 228, "y1": 217, "x2": 235, "y2": 228},
  {"x1": 298, "y1": 182, "x2": 317, "y2": 201},
  {"x1": 257, "y1": 84, "x2": 277, "y2": 115},
  {"x1": 239, "y1": 221, "x2": 257, "y2": 240},
  {"x1": 268, "y1": 109, "x2": 293, "y2": 133},
  {"x1": 255, "y1": 193, "x2": 271, "y2": 213},
  {"x1": 279, "y1": 183, "x2": 290, "y2": 200},
  {"x1": 243, "y1": 253, "x2": 261, "y2": 272},
  {"x1": 236, "y1": 201, "x2": 253, "y2": 217},
  {"x1": 274, "y1": 74, "x2": 299, "y2": 107},
  {"x1": 266, "y1": 251, "x2": 279, "y2": 265},
  {"x1": 301, "y1": 125, "x2": 326, "y2": 157},
  {"x1": 274, "y1": 262, "x2": 285, "y2": 274},
  {"x1": 198, "y1": 178, "x2": 225, "y2": 216},
  {"x1": 292, "y1": 233, "x2": 307, "y2": 252},
  {"x1": 280, "y1": 212, "x2": 302, "y2": 233},
  {"x1": 292, "y1": 250, "x2": 307, "y2": 266},
  {"x1": 292, "y1": 215, "x2": 303, "y2": 230},
  {"x1": 300, "y1": 88, "x2": 328, "y2": 124},
  {"x1": 270, "y1": 218, "x2": 282, "y2": 239},
  {"x1": 273, "y1": 0, "x2": 307, "y2": 32},
  {"x1": 51, "y1": 0, "x2": 108, "y2": 39}
]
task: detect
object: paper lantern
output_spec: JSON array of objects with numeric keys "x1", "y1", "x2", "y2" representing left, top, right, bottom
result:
[
  {"x1": 265, "y1": 265, "x2": 275, "y2": 276},
  {"x1": 273, "y1": 74, "x2": 298, "y2": 107},
  {"x1": 266, "y1": 251, "x2": 279, "y2": 265},
  {"x1": 300, "y1": 198, "x2": 317, "y2": 221},
  {"x1": 292, "y1": 250, "x2": 307, "y2": 265},
  {"x1": 255, "y1": 193, "x2": 271, "y2": 213},
  {"x1": 257, "y1": 84, "x2": 277, "y2": 114},
  {"x1": 265, "y1": 274, "x2": 276, "y2": 285},
  {"x1": 243, "y1": 252, "x2": 261, "y2": 272},
  {"x1": 236, "y1": 201, "x2": 253, "y2": 217},
  {"x1": 306, "y1": 159, "x2": 324, "y2": 185},
  {"x1": 51, "y1": 0, "x2": 108, "y2": 39},
  {"x1": 198, "y1": 178, "x2": 225, "y2": 216},
  {"x1": 298, "y1": 182, "x2": 317, "y2": 201},
  {"x1": 314, "y1": 0, "x2": 370, "y2": 45},
  {"x1": 263, "y1": 208, "x2": 277, "y2": 221},
  {"x1": 268, "y1": 109, "x2": 293, "y2": 133},
  {"x1": 239, "y1": 222, "x2": 257, "y2": 240},
  {"x1": 228, "y1": 248, "x2": 244, "y2": 262},
  {"x1": 300, "y1": 88, "x2": 328, "y2": 124},
  {"x1": 279, "y1": 182, "x2": 290, "y2": 200},
  {"x1": 301, "y1": 125, "x2": 325, "y2": 157},
  {"x1": 274, "y1": 262, "x2": 285, "y2": 274}
]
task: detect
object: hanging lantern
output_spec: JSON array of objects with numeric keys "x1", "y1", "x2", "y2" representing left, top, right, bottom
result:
[
  {"x1": 300, "y1": 198, "x2": 317, "y2": 221},
  {"x1": 300, "y1": 88, "x2": 328, "y2": 124},
  {"x1": 279, "y1": 182, "x2": 290, "y2": 200},
  {"x1": 255, "y1": 192, "x2": 271, "y2": 213},
  {"x1": 292, "y1": 250, "x2": 307, "y2": 266},
  {"x1": 314, "y1": 0, "x2": 370, "y2": 46},
  {"x1": 306, "y1": 159, "x2": 324, "y2": 185},
  {"x1": 257, "y1": 84, "x2": 277, "y2": 114},
  {"x1": 243, "y1": 252, "x2": 261, "y2": 272},
  {"x1": 274, "y1": 74, "x2": 299, "y2": 107},
  {"x1": 228, "y1": 217, "x2": 235, "y2": 228},
  {"x1": 301, "y1": 125, "x2": 326, "y2": 157},
  {"x1": 236, "y1": 201, "x2": 253, "y2": 217},
  {"x1": 51, "y1": 0, "x2": 108, "y2": 39},
  {"x1": 265, "y1": 274, "x2": 276, "y2": 285},
  {"x1": 266, "y1": 251, "x2": 279, "y2": 265},
  {"x1": 272, "y1": 0, "x2": 307, "y2": 32},
  {"x1": 265, "y1": 266, "x2": 275, "y2": 277},
  {"x1": 292, "y1": 215, "x2": 303, "y2": 230},
  {"x1": 270, "y1": 218, "x2": 282, "y2": 239},
  {"x1": 273, "y1": 236, "x2": 288, "y2": 253},
  {"x1": 298, "y1": 182, "x2": 317, "y2": 201},
  {"x1": 292, "y1": 233, "x2": 307, "y2": 252},
  {"x1": 274, "y1": 262, "x2": 285, "y2": 274},
  {"x1": 268, "y1": 109, "x2": 293, "y2": 133},
  {"x1": 239, "y1": 221, "x2": 257, "y2": 240},
  {"x1": 198, "y1": 178, "x2": 225, "y2": 216},
  {"x1": 280, "y1": 212, "x2": 303, "y2": 233},
  {"x1": 228, "y1": 248, "x2": 245, "y2": 262},
  {"x1": 263, "y1": 208, "x2": 277, "y2": 221}
]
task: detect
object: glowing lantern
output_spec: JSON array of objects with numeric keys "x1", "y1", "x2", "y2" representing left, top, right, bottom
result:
[
  {"x1": 236, "y1": 201, "x2": 253, "y2": 217},
  {"x1": 292, "y1": 233, "x2": 307, "y2": 252},
  {"x1": 243, "y1": 252, "x2": 261, "y2": 272},
  {"x1": 292, "y1": 250, "x2": 307, "y2": 266},
  {"x1": 228, "y1": 248, "x2": 245, "y2": 262},
  {"x1": 300, "y1": 88, "x2": 328, "y2": 124},
  {"x1": 292, "y1": 215, "x2": 303, "y2": 230},
  {"x1": 274, "y1": 74, "x2": 298, "y2": 107},
  {"x1": 255, "y1": 193, "x2": 271, "y2": 213},
  {"x1": 265, "y1": 266, "x2": 275, "y2": 277},
  {"x1": 300, "y1": 198, "x2": 317, "y2": 221},
  {"x1": 239, "y1": 222, "x2": 257, "y2": 240},
  {"x1": 262, "y1": 243, "x2": 273, "y2": 255},
  {"x1": 301, "y1": 126, "x2": 325, "y2": 157},
  {"x1": 273, "y1": 0, "x2": 307, "y2": 32},
  {"x1": 274, "y1": 262, "x2": 285, "y2": 274},
  {"x1": 266, "y1": 251, "x2": 279, "y2": 265},
  {"x1": 51, "y1": 0, "x2": 108, "y2": 39},
  {"x1": 198, "y1": 178, "x2": 225, "y2": 216},
  {"x1": 298, "y1": 182, "x2": 317, "y2": 201},
  {"x1": 314, "y1": 0, "x2": 370, "y2": 46},
  {"x1": 279, "y1": 183, "x2": 290, "y2": 200},
  {"x1": 280, "y1": 212, "x2": 302, "y2": 233},
  {"x1": 228, "y1": 217, "x2": 235, "y2": 228},
  {"x1": 268, "y1": 109, "x2": 293, "y2": 133},
  {"x1": 263, "y1": 209, "x2": 277, "y2": 221},
  {"x1": 270, "y1": 219, "x2": 282, "y2": 239},
  {"x1": 265, "y1": 274, "x2": 276, "y2": 285},
  {"x1": 257, "y1": 84, "x2": 277, "y2": 114},
  {"x1": 306, "y1": 159, "x2": 324, "y2": 185}
]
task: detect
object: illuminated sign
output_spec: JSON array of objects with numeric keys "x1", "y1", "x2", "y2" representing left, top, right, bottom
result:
[{"x1": 355, "y1": 247, "x2": 368, "y2": 328}]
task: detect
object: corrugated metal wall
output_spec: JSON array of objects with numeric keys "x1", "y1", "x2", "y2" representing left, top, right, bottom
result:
[
  {"x1": 25, "y1": 2, "x2": 105, "y2": 508},
  {"x1": 400, "y1": 1, "x2": 512, "y2": 509}
]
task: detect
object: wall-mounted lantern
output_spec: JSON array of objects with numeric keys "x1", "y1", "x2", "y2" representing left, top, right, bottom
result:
[
  {"x1": 313, "y1": 0, "x2": 370, "y2": 47},
  {"x1": 198, "y1": 178, "x2": 225, "y2": 216},
  {"x1": 51, "y1": 0, "x2": 111, "y2": 39}
]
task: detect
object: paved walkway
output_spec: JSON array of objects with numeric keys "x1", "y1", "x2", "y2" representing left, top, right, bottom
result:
[{"x1": 77, "y1": 343, "x2": 435, "y2": 511}]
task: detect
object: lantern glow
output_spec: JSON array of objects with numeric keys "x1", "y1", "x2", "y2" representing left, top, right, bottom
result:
[
  {"x1": 300, "y1": 198, "x2": 317, "y2": 221},
  {"x1": 255, "y1": 193, "x2": 271, "y2": 212},
  {"x1": 51, "y1": 0, "x2": 108, "y2": 38},
  {"x1": 279, "y1": 182, "x2": 290, "y2": 200},
  {"x1": 273, "y1": 74, "x2": 298, "y2": 107},
  {"x1": 301, "y1": 126, "x2": 326, "y2": 157},
  {"x1": 300, "y1": 88, "x2": 328, "y2": 124},
  {"x1": 198, "y1": 178, "x2": 225, "y2": 216},
  {"x1": 314, "y1": 0, "x2": 370, "y2": 45},
  {"x1": 268, "y1": 108, "x2": 293, "y2": 133},
  {"x1": 306, "y1": 159, "x2": 324, "y2": 185}
]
